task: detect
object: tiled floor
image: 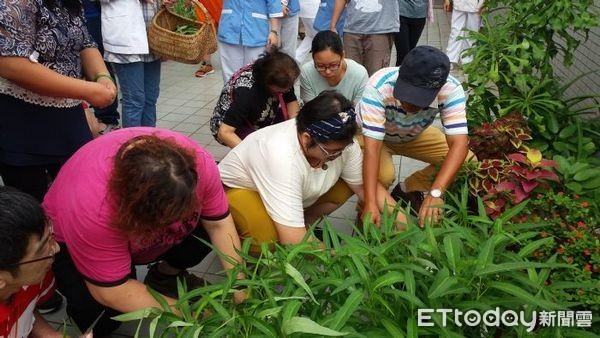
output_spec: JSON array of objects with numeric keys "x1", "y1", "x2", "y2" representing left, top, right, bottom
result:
[{"x1": 44, "y1": 7, "x2": 458, "y2": 337}]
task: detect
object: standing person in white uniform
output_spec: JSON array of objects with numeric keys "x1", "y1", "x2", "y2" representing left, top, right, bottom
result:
[
  {"x1": 295, "y1": 0, "x2": 320, "y2": 63},
  {"x1": 444, "y1": 0, "x2": 484, "y2": 68}
]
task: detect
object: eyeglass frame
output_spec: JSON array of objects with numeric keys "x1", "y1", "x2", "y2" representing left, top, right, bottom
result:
[
  {"x1": 9, "y1": 224, "x2": 56, "y2": 267},
  {"x1": 315, "y1": 141, "x2": 346, "y2": 161},
  {"x1": 314, "y1": 62, "x2": 341, "y2": 72}
]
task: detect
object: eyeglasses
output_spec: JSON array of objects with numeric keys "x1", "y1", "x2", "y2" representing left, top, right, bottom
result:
[
  {"x1": 316, "y1": 142, "x2": 345, "y2": 161},
  {"x1": 314, "y1": 62, "x2": 341, "y2": 72},
  {"x1": 9, "y1": 225, "x2": 56, "y2": 267}
]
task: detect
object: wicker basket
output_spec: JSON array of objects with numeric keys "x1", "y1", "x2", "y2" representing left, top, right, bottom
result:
[{"x1": 148, "y1": 0, "x2": 217, "y2": 64}]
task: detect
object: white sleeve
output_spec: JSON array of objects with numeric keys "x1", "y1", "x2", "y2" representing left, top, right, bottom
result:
[{"x1": 340, "y1": 140, "x2": 363, "y2": 186}]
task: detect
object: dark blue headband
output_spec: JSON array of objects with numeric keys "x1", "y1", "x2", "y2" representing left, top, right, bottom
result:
[{"x1": 305, "y1": 107, "x2": 356, "y2": 140}]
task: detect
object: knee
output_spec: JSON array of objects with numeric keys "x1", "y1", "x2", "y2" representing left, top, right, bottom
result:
[{"x1": 378, "y1": 163, "x2": 397, "y2": 188}]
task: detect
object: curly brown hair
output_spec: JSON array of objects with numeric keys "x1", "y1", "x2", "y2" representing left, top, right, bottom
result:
[{"x1": 108, "y1": 135, "x2": 198, "y2": 234}]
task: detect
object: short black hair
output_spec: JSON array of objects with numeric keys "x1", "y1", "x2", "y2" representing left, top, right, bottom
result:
[
  {"x1": 296, "y1": 90, "x2": 357, "y2": 144},
  {"x1": 0, "y1": 187, "x2": 46, "y2": 275},
  {"x1": 252, "y1": 47, "x2": 300, "y2": 90},
  {"x1": 311, "y1": 30, "x2": 344, "y2": 56}
]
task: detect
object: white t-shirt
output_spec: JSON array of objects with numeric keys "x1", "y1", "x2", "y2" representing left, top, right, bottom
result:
[{"x1": 219, "y1": 119, "x2": 363, "y2": 227}]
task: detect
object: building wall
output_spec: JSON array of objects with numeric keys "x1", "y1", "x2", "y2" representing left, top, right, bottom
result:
[{"x1": 552, "y1": 0, "x2": 600, "y2": 103}]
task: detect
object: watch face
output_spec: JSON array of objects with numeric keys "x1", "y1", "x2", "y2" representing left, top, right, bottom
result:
[{"x1": 430, "y1": 189, "x2": 442, "y2": 198}]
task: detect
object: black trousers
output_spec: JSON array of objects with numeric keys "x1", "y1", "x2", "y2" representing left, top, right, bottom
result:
[
  {"x1": 393, "y1": 16, "x2": 427, "y2": 66},
  {"x1": 52, "y1": 223, "x2": 212, "y2": 337},
  {"x1": 0, "y1": 163, "x2": 62, "y2": 202}
]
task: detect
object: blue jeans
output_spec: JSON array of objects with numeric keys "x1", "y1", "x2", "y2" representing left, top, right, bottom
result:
[
  {"x1": 113, "y1": 60, "x2": 161, "y2": 127},
  {"x1": 85, "y1": 15, "x2": 120, "y2": 125}
]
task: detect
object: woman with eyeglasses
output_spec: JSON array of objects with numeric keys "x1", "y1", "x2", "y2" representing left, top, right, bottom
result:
[
  {"x1": 210, "y1": 49, "x2": 301, "y2": 149},
  {"x1": 219, "y1": 91, "x2": 406, "y2": 251},
  {"x1": 300, "y1": 30, "x2": 368, "y2": 105}
]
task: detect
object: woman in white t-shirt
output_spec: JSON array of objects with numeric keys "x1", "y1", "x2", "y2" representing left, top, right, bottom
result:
[
  {"x1": 218, "y1": 91, "x2": 405, "y2": 251},
  {"x1": 300, "y1": 30, "x2": 368, "y2": 104}
]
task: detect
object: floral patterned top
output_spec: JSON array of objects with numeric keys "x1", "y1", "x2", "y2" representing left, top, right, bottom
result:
[
  {"x1": 0, "y1": 0, "x2": 95, "y2": 106},
  {"x1": 210, "y1": 64, "x2": 297, "y2": 141}
]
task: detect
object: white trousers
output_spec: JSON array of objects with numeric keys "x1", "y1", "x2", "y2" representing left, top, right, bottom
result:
[
  {"x1": 295, "y1": 17, "x2": 317, "y2": 63},
  {"x1": 446, "y1": 10, "x2": 481, "y2": 64},
  {"x1": 279, "y1": 15, "x2": 299, "y2": 59},
  {"x1": 218, "y1": 41, "x2": 265, "y2": 83}
]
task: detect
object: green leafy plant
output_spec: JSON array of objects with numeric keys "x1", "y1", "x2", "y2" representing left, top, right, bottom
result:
[
  {"x1": 169, "y1": 0, "x2": 197, "y2": 21},
  {"x1": 513, "y1": 191, "x2": 600, "y2": 312},
  {"x1": 114, "y1": 190, "x2": 597, "y2": 337}
]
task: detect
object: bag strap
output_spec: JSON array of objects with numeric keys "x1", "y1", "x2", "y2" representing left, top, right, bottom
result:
[{"x1": 278, "y1": 93, "x2": 289, "y2": 120}]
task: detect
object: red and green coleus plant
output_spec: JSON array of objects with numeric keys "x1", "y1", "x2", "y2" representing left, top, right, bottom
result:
[
  {"x1": 467, "y1": 148, "x2": 559, "y2": 218},
  {"x1": 469, "y1": 111, "x2": 532, "y2": 160}
]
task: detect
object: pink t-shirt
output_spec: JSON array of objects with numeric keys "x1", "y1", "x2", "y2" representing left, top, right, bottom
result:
[{"x1": 43, "y1": 128, "x2": 229, "y2": 285}]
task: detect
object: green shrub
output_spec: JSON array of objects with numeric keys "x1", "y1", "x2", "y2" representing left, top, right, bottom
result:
[{"x1": 114, "y1": 190, "x2": 597, "y2": 337}]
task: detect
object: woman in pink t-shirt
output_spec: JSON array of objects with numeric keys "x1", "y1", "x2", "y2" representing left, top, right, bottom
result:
[{"x1": 43, "y1": 128, "x2": 244, "y2": 336}]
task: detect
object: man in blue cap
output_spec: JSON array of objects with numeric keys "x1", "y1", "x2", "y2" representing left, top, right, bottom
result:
[{"x1": 357, "y1": 45, "x2": 474, "y2": 226}]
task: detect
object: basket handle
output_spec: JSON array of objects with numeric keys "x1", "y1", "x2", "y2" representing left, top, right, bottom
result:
[{"x1": 191, "y1": 0, "x2": 213, "y2": 24}]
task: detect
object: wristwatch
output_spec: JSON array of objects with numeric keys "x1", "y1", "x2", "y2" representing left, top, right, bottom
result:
[{"x1": 429, "y1": 188, "x2": 443, "y2": 198}]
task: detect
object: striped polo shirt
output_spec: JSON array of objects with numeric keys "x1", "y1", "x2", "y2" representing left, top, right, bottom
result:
[{"x1": 357, "y1": 67, "x2": 468, "y2": 143}]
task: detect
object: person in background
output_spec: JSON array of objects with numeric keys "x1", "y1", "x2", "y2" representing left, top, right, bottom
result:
[
  {"x1": 313, "y1": 0, "x2": 346, "y2": 37},
  {"x1": 357, "y1": 46, "x2": 474, "y2": 227},
  {"x1": 101, "y1": 0, "x2": 170, "y2": 127},
  {"x1": 394, "y1": 0, "x2": 432, "y2": 66},
  {"x1": 295, "y1": 0, "x2": 320, "y2": 63},
  {"x1": 444, "y1": 0, "x2": 484, "y2": 69},
  {"x1": 219, "y1": 91, "x2": 405, "y2": 251},
  {"x1": 44, "y1": 128, "x2": 245, "y2": 336},
  {"x1": 278, "y1": 0, "x2": 300, "y2": 59},
  {"x1": 300, "y1": 30, "x2": 368, "y2": 104},
  {"x1": 210, "y1": 50, "x2": 300, "y2": 148},
  {"x1": 1, "y1": 0, "x2": 116, "y2": 316},
  {"x1": 194, "y1": 0, "x2": 222, "y2": 78},
  {"x1": 218, "y1": 0, "x2": 283, "y2": 83},
  {"x1": 0, "y1": 0, "x2": 115, "y2": 202},
  {"x1": 331, "y1": 0, "x2": 400, "y2": 76},
  {"x1": 83, "y1": 0, "x2": 121, "y2": 133},
  {"x1": 0, "y1": 187, "x2": 64, "y2": 338}
]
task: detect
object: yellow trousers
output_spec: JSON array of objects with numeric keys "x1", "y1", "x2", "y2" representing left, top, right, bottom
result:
[
  {"x1": 360, "y1": 126, "x2": 475, "y2": 192},
  {"x1": 226, "y1": 180, "x2": 352, "y2": 252}
]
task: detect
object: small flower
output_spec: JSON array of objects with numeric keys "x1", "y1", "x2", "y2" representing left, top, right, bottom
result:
[
  {"x1": 577, "y1": 221, "x2": 586, "y2": 228},
  {"x1": 556, "y1": 246, "x2": 565, "y2": 254},
  {"x1": 584, "y1": 264, "x2": 592, "y2": 271},
  {"x1": 577, "y1": 231, "x2": 584, "y2": 239},
  {"x1": 580, "y1": 201, "x2": 589, "y2": 208},
  {"x1": 566, "y1": 256, "x2": 574, "y2": 263},
  {"x1": 568, "y1": 225, "x2": 576, "y2": 231},
  {"x1": 573, "y1": 194, "x2": 580, "y2": 199},
  {"x1": 583, "y1": 249, "x2": 591, "y2": 256}
]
